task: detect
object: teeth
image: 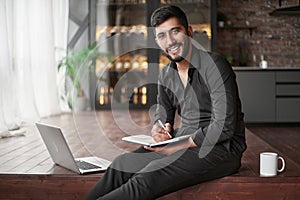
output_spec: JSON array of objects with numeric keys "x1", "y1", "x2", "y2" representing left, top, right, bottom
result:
[{"x1": 168, "y1": 45, "x2": 179, "y2": 54}]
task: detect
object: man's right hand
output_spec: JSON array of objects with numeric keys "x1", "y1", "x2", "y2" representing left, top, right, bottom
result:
[{"x1": 151, "y1": 122, "x2": 172, "y2": 142}]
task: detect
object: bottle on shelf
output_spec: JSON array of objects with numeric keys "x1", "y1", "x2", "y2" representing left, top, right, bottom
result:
[
  {"x1": 259, "y1": 55, "x2": 268, "y2": 69},
  {"x1": 141, "y1": 86, "x2": 147, "y2": 105}
]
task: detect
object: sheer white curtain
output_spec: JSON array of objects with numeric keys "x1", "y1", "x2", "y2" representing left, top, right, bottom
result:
[
  {"x1": 53, "y1": 0, "x2": 70, "y2": 112},
  {"x1": 0, "y1": 0, "x2": 69, "y2": 136}
]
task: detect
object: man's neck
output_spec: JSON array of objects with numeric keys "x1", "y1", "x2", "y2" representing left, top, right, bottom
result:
[
  {"x1": 176, "y1": 44, "x2": 192, "y2": 71},
  {"x1": 176, "y1": 44, "x2": 192, "y2": 88}
]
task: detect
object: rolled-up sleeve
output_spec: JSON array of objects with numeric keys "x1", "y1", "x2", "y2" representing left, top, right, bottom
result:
[
  {"x1": 193, "y1": 54, "x2": 239, "y2": 148},
  {"x1": 154, "y1": 69, "x2": 176, "y2": 127}
]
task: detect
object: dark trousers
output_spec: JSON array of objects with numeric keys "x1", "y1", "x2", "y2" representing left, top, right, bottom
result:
[{"x1": 85, "y1": 145, "x2": 241, "y2": 200}]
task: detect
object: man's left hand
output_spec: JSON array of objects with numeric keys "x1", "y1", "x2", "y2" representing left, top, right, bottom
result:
[{"x1": 144, "y1": 137, "x2": 196, "y2": 155}]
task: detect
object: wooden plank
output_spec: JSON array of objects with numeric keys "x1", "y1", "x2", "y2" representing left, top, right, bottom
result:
[
  {"x1": 0, "y1": 130, "x2": 40, "y2": 156},
  {"x1": 159, "y1": 181, "x2": 300, "y2": 200},
  {"x1": 9, "y1": 150, "x2": 49, "y2": 173},
  {"x1": 0, "y1": 111, "x2": 299, "y2": 200},
  {"x1": 0, "y1": 174, "x2": 100, "y2": 200},
  {"x1": 238, "y1": 127, "x2": 300, "y2": 177},
  {"x1": 0, "y1": 142, "x2": 44, "y2": 172},
  {"x1": 26, "y1": 157, "x2": 55, "y2": 174},
  {"x1": 0, "y1": 111, "x2": 299, "y2": 176},
  {"x1": 248, "y1": 126, "x2": 300, "y2": 166},
  {"x1": 0, "y1": 174, "x2": 299, "y2": 200}
]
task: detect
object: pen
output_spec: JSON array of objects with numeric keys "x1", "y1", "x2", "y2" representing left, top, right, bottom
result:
[{"x1": 157, "y1": 120, "x2": 172, "y2": 138}]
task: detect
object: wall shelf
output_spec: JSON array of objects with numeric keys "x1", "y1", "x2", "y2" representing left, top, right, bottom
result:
[{"x1": 219, "y1": 26, "x2": 257, "y2": 36}]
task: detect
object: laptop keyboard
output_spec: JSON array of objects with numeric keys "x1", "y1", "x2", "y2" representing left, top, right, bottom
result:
[{"x1": 75, "y1": 160, "x2": 101, "y2": 170}]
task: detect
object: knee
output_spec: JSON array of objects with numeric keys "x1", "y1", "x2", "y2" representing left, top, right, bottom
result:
[
  {"x1": 110, "y1": 153, "x2": 143, "y2": 173},
  {"x1": 110, "y1": 153, "x2": 129, "y2": 169}
]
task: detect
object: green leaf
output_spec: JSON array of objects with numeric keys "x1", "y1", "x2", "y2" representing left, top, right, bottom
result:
[{"x1": 57, "y1": 43, "x2": 103, "y2": 100}]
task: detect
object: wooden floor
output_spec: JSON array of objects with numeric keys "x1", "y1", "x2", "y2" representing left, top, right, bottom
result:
[
  {"x1": 0, "y1": 110, "x2": 299, "y2": 199},
  {"x1": 247, "y1": 126, "x2": 300, "y2": 166}
]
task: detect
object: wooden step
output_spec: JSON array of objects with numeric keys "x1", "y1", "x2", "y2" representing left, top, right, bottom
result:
[{"x1": 0, "y1": 111, "x2": 299, "y2": 199}]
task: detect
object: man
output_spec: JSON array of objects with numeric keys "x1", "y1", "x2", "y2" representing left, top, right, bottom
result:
[{"x1": 86, "y1": 5, "x2": 246, "y2": 200}]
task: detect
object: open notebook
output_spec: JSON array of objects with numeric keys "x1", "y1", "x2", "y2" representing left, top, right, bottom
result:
[{"x1": 122, "y1": 134, "x2": 191, "y2": 148}]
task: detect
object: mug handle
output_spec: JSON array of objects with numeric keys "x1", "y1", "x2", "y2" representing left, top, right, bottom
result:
[{"x1": 277, "y1": 156, "x2": 285, "y2": 173}]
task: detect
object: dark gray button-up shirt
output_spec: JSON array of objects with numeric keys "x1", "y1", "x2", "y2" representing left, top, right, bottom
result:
[{"x1": 155, "y1": 45, "x2": 246, "y2": 155}]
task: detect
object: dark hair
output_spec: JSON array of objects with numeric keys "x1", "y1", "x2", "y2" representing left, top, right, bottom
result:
[{"x1": 150, "y1": 5, "x2": 188, "y2": 31}]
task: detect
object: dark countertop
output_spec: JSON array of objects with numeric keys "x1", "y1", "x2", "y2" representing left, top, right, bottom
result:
[{"x1": 233, "y1": 66, "x2": 300, "y2": 71}]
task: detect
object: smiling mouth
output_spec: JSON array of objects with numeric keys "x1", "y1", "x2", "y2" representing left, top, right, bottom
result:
[{"x1": 166, "y1": 43, "x2": 181, "y2": 55}]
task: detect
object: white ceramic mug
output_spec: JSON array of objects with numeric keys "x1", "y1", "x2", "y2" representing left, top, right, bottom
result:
[{"x1": 260, "y1": 152, "x2": 285, "y2": 177}]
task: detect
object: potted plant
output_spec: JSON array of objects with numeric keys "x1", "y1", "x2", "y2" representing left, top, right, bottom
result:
[
  {"x1": 224, "y1": 54, "x2": 233, "y2": 65},
  {"x1": 58, "y1": 43, "x2": 100, "y2": 111}
]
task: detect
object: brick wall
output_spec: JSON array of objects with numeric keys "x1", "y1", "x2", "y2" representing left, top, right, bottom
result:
[{"x1": 216, "y1": 0, "x2": 300, "y2": 67}]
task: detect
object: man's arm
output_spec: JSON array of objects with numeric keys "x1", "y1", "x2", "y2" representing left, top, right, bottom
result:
[
  {"x1": 176, "y1": 52, "x2": 241, "y2": 149},
  {"x1": 144, "y1": 132, "x2": 197, "y2": 155},
  {"x1": 154, "y1": 66, "x2": 176, "y2": 130}
]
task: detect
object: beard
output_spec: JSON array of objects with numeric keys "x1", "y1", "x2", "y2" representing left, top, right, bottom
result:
[{"x1": 165, "y1": 37, "x2": 190, "y2": 63}]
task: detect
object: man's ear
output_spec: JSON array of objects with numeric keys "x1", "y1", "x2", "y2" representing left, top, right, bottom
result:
[
  {"x1": 154, "y1": 37, "x2": 162, "y2": 49},
  {"x1": 154, "y1": 37, "x2": 159, "y2": 46},
  {"x1": 187, "y1": 26, "x2": 193, "y2": 37}
]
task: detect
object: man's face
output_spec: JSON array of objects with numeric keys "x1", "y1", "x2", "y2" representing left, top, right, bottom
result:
[{"x1": 155, "y1": 17, "x2": 191, "y2": 63}]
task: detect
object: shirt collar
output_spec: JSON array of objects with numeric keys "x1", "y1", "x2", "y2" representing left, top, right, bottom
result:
[{"x1": 167, "y1": 44, "x2": 199, "y2": 71}]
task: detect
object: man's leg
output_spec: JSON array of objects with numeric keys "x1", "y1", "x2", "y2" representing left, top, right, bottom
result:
[
  {"x1": 85, "y1": 147, "x2": 165, "y2": 200},
  {"x1": 96, "y1": 145, "x2": 241, "y2": 200}
]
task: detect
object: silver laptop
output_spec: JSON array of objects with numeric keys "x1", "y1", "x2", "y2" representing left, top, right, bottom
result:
[{"x1": 36, "y1": 123, "x2": 111, "y2": 174}]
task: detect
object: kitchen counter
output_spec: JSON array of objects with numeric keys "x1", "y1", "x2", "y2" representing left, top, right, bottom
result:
[
  {"x1": 233, "y1": 66, "x2": 300, "y2": 71},
  {"x1": 234, "y1": 69, "x2": 300, "y2": 123}
]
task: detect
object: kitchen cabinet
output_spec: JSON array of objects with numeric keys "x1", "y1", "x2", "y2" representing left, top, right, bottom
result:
[
  {"x1": 234, "y1": 68, "x2": 300, "y2": 123},
  {"x1": 276, "y1": 71, "x2": 300, "y2": 122},
  {"x1": 235, "y1": 71, "x2": 276, "y2": 123}
]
